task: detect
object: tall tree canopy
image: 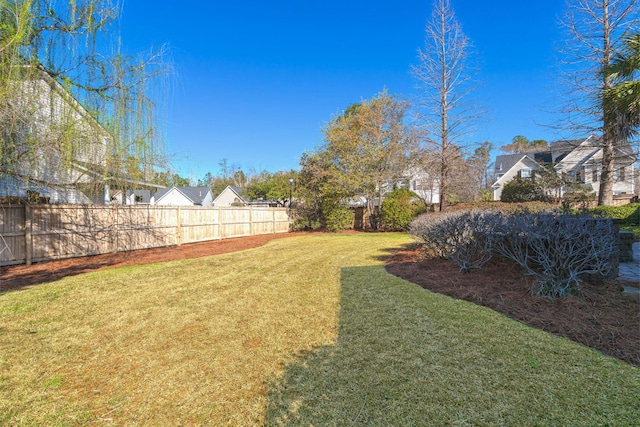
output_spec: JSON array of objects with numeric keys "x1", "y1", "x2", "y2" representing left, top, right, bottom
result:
[
  {"x1": 245, "y1": 170, "x2": 297, "y2": 207},
  {"x1": 500, "y1": 135, "x2": 548, "y2": 154},
  {"x1": 299, "y1": 90, "x2": 415, "y2": 229}
]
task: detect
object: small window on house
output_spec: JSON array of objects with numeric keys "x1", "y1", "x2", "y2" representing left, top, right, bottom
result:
[
  {"x1": 520, "y1": 169, "x2": 531, "y2": 178},
  {"x1": 592, "y1": 169, "x2": 598, "y2": 182},
  {"x1": 619, "y1": 167, "x2": 625, "y2": 182},
  {"x1": 499, "y1": 163, "x2": 503, "y2": 171},
  {"x1": 414, "y1": 180, "x2": 429, "y2": 191}
]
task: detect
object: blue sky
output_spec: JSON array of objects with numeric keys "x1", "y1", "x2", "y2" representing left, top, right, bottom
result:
[{"x1": 119, "y1": 0, "x2": 567, "y2": 181}]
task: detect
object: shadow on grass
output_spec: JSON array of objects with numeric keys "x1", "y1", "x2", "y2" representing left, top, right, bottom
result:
[
  {"x1": 265, "y1": 265, "x2": 640, "y2": 426},
  {"x1": 371, "y1": 241, "x2": 419, "y2": 264},
  {"x1": 0, "y1": 261, "x2": 112, "y2": 293}
]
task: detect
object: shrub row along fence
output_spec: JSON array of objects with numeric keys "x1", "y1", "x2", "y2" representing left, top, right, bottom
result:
[{"x1": 0, "y1": 204, "x2": 291, "y2": 266}]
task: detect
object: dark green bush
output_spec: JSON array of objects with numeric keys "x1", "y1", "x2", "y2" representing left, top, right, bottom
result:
[
  {"x1": 501, "y1": 177, "x2": 549, "y2": 203},
  {"x1": 322, "y1": 202, "x2": 353, "y2": 232},
  {"x1": 586, "y1": 203, "x2": 640, "y2": 226},
  {"x1": 380, "y1": 188, "x2": 426, "y2": 231}
]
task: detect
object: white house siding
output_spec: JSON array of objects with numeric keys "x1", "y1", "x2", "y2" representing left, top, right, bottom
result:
[
  {"x1": 3, "y1": 72, "x2": 109, "y2": 203},
  {"x1": 400, "y1": 167, "x2": 441, "y2": 205},
  {"x1": 556, "y1": 148, "x2": 635, "y2": 196},
  {"x1": 201, "y1": 191, "x2": 214, "y2": 206},
  {"x1": 18, "y1": 77, "x2": 108, "y2": 170},
  {"x1": 410, "y1": 180, "x2": 440, "y2": 204},
  {"x1": 214, "y1": 187, "x2": 245, "y2": 206}
]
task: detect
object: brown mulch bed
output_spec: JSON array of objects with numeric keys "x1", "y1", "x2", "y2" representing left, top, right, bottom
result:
[
  {"x1": 0, "y1": 232, "x2": 308, "y2": 292},
  {"x1": 385, "y1": 244, "x2": 640, "y2": 368}
]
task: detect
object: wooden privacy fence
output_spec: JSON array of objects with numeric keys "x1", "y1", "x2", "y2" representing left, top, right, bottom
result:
[{"x1": 0, "y1": 204, "x2": 291, "y2": 266}]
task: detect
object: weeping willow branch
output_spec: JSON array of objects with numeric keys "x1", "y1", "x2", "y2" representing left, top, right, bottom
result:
[{"x1": 0, "y1": 0, "x2": 169, "y2": 203}]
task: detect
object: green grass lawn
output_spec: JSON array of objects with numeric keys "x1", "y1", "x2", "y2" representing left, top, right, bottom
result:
[{"x1": 1, "y1": 233, "x2": 638, "y2": 426}]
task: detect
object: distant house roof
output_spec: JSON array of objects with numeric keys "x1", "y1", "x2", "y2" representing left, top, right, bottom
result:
[
  {"x1": 494, "y1": 153, "x2": 537, "y2": 174},
  {"x1": 550, "y1": 139, "x2": 584, "y2": 153},
  {"x1": 155, "y1": 186, "x2": 211, "y2": 205},
  {"x1": 179, "y1": 186, "x2": 211, "y2": 205},
  {"x1": 228, "y1": 186, "x2": 249, "y2": 202},
  {"x1": 127, "y1": 189, "x2": 152, "y2": 204},
  {"x1": 533, "y1": 151, "x2": 552, "y2": 164}
]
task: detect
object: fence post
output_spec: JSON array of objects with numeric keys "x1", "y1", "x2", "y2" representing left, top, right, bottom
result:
[
  {"x1": 218, "y1": 207, "x2": 223, "y2": 239},
  {"x1": 24, "y1": 204, "x2": 32, "y2": 266},
  {"x1": 112, "y1": 204, "x2": 119, "y2": 254},
  {"x1": 176, "y1": 206, "x2": 182, "y2": 246},
  {"x1": 249, "y1": 207, "x2": 254, "y2": 236}
]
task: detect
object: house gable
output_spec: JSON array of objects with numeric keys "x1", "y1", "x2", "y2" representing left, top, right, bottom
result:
[
  {"x1": 153, "y1": 187, "x2": 193, "y2": 206},
  {"x1": 492, "y1": 154, "x2": 542, "y2": 201},
  {"x1": 213, "y1": 186, "x2": 248, "y2": 207}
]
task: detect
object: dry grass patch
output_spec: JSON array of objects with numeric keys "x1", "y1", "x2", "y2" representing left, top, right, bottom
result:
[
  {"x1": 1, "y1": 233, "x2": 638, "y2": 426},
  {"x1": 1, "y1": 234, "x2": 389, "y2": 425}
]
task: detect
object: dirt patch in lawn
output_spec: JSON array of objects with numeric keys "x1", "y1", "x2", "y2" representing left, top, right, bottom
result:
[
  {"x1": 385, "y1": 244, "x2": 640, "y2": 368},
  {"x1": 0, "y1": 232, "x2": 308, "y2": 292}
]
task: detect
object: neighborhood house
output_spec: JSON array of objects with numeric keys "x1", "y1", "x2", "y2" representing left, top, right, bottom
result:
[
  {"x1": 0, "y1": 67, "x2": 111, "y2": 203},
  {"x1": 492, "y1": 136, "x2": 635, "y2": 201}
]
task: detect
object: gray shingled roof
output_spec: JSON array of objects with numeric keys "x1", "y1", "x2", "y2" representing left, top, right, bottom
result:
[
  {"x1": 494, "y1": 154, "x2": 533, "y2": 174},
  {"x1": 228, "y1": 186, "x2": 248, "y2": 202},
  {"x1": 155, "y1": 186, "x2": 210, "y2": 205},
  {"x1": 177, "y1": 186, "x2": 210, "y2": 204}
]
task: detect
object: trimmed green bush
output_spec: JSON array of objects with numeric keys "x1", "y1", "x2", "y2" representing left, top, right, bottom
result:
[
  {"x1": 323, "y1": 202, "x2": 353, "y2": 232},
  {"x1": 501, "y1": 177, "x2": 548, "y2": 203},
  {"x1": 380, "y1": 188, "x2": 426, "y2": 231},
  {"x1": 586, "y1": 203, "x2": 640, "y2": 226}
]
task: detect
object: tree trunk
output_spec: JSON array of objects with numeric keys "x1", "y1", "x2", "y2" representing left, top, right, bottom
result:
[
  {"x1": 598, "y1": 125, "x2": 615, "y2": 206},
  {"x1": 597, "y1": 0, "x2": 615, "y2": 207}
]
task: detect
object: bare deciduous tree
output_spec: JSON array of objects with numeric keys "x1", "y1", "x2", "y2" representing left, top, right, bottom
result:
[
  {"x1": 411, "y1": 0, "x2": 481, "y2": 211},
  {"x1": 559, "y1": 0, "x2": 638, "y2": 206}
]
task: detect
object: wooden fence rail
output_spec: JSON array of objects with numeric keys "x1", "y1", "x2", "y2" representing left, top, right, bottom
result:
[{"x1": 0, "y1": 204, "x2": 290, "y2": 266}]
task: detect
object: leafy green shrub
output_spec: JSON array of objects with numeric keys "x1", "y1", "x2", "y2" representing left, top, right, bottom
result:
[
  {"x1": 322, "y1": 202, "x2": 353, "y2": 232},
  {"x1": 380, "y1": 188, "x2": 426, "y2": 231},
  {"x1": 586, "y1": 203, "x2": 640, "y2": 226},
  {"x1": 292, "y1": 217, "x2": 322, "y2": 231},
  {"x1": 560, "y1": 186, "x2": 596, "y2": 210},
  {"x1": 479, "y1": 189, "x2": 493, "y2": 201},
  {"x1": 290, "y1": 195, "x2": 352, "y2": 232},
  {"x1": 501, "y1": 177, "x2": 549, "y2": 203}
]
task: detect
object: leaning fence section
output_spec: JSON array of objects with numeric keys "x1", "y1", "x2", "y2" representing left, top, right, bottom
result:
[{"x1": 0, "y1": 204, "x2": 290, "y2": 266}]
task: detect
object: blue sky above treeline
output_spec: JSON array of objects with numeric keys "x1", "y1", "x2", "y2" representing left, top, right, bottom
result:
[{"x1": 120, "y1": 0, "x2": 567, "y2": 180}]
